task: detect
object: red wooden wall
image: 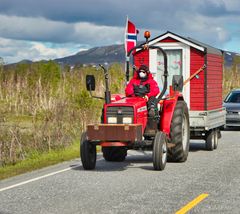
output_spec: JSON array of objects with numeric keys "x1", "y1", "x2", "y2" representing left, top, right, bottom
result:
[
  {"x1": 190, "y1": 48, "x2": 205, "y2": 110},
  {"x1": 161, "y1": 37, "x2": 178, "y2": 43},
  {"x1": 206, "y1": 54, "x2": 223, "y2": 110},
  {"x1": 134, "y1": 50, "x2": 149, "y2": 68}
]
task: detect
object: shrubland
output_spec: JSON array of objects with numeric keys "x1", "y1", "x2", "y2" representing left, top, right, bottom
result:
[
  {"x1": 223, "y1": 56, "x2": 240, "y2": 97},
  {"x1": 0, "y1": 61, "x2": 125, "y2": 170}
]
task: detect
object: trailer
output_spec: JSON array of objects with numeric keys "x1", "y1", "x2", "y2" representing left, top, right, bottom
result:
[{"x1": 133, "y1": 31, "x2": 226, "y2": 150}]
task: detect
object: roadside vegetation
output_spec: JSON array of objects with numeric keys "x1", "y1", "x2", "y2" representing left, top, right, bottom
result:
[
  {"x1": 0, "y1": 61, "x2": 125, "y2": 179},
  {"x1": 223, "y1": 55, "x2": 240, "y2": 97}
]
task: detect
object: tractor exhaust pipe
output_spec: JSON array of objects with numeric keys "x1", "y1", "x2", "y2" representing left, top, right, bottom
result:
[{"x1": 99, "y1": 64, "x2": 111, "y2": 104}]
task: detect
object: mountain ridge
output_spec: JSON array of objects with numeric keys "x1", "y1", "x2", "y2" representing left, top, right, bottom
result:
[
  {"x1": 5, "y1": 43, "x2": 240, "y2": 67},
  {"x1": 55, "y1": 44, "x2": 125, "y2": 65}
]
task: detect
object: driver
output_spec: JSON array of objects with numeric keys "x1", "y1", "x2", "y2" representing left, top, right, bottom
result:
[{"x1": 125, "y1": 64, "x2": 160, "y2": 116}]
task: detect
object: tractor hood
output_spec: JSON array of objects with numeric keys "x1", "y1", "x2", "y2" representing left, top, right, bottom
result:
[
  {"x1": 103, "y1": 96, "x2": 148, "y2": 125},
  {"x1": 106, "y1": 96, "x2": 148, "y2": 110}
]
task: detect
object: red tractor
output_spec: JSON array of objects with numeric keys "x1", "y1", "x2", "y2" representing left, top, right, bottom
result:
[{"x1": 81, "y1": 32, "x2": 190, "y2": 170}]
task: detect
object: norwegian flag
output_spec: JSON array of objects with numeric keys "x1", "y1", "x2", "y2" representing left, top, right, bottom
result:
[{"x1": 125, "y1": 18, "x2": 138, "y2": 55}]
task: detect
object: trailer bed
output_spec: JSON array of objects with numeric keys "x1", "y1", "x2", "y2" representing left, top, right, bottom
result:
[
  {"x1": 190, "y1": 107, "x2": 226, "y2": 132},
  {"x1": 189, "y1": 108, "x2": 226, "y2": 140}
]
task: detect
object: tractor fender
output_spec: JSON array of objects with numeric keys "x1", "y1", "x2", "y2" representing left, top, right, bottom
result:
[{"x1": 160, "y1": 94, "x2": 183, "y2": 136}]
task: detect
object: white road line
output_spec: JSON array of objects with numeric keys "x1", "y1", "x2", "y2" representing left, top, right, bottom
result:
[{"x1": 0, "y1": 165, "x2": 79, "y2": 193}]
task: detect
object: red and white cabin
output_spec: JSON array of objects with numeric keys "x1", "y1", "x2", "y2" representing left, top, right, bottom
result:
[{"x1": 134, "y1": 31, "x2": 223, "y2": 112}]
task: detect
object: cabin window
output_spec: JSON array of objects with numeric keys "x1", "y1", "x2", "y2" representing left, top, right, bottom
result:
[{"x1": 156, "y1": 49, "x2": 182, "y2": 90}]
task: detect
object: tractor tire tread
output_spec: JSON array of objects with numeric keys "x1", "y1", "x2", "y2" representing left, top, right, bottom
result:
[
  {"x1": 167, "y1": 101, "x2": 190, "y2": 162},
  {"x1": 80, "y1": 132, "x2": 96, "y2": 170}
]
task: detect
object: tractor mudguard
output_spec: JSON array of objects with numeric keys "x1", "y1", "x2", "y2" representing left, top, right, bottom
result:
[{"x1": 160, "y1": 94, "x2": 183, "y2": 136}]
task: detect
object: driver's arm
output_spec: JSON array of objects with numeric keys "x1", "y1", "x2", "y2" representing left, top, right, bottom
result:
[
  {"x1": 125, "y1": 79, "x2": 135, "y2": 97},
  {"x1": 146, "y1": 79, "x2": 160, "y2": 98}
]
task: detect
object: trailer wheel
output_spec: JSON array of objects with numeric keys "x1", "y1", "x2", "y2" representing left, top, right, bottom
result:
[
  {"x1": 102, "y1": 147, "x2": 127, "y2": 162},
  {"x1": 168, "y1": 101, "x2": 190, "y2": 162},
  {"x1": 214, "y1": 129, "x2": 219, "y2": 150},
  {"x1": 80, "y1": 132, "x2": 96, "y2": 170},
  {"x1": 205, "y1": 130, "x2": 214, "y2": 151},
  {"x1": 153, "y1": 131, "x2": 167, "y2": 170}
]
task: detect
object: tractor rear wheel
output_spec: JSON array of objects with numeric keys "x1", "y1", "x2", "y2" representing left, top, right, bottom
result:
[
  {"x1": 102, "y1": 147, "x2": 127, "y2": 162},
  {"x1": 80, "y1": 132, "x2": 96, "y2": 170},
  {"x1": 167, "y1": 101, "x2": 190, "y2": 162},
  {"x1": 153, "y1": 131, "x2": 167, "y2": 170}
]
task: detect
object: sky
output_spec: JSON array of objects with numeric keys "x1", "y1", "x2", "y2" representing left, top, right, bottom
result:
[{"x1": 0, "y1": 0, "x2": 240, "y2": 64}]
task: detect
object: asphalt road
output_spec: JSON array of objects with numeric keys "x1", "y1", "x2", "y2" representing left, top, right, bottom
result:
[{"x1": 1, "y1": 128, "x2": 240, "y2": 214}]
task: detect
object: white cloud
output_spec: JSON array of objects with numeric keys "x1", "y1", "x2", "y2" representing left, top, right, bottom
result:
[
  {"x1": 0, "y1": 15, "x2": 125, "y2": 63},
  {"x1": 73, "y1": 22, "x2": 124, "y2": 45},
  {"x1": 221, "y1": 0, "x2": 240, "y2": 11},
  {"x1": 28, "y1": 42, "x2": 77, "y2": 61},
  {"x1": 216, "y1": 27, "x2": 230, "y2": 42},
  {"x1": 0, "y1": 15, "x2": 73, "y2": 43},
  {"x1": 0, "y1": 14, "x2": 124, "y2": 45},
  {"x1": 178, "y1": 12, "x2": 232, "y2": 48},
  {"x1": 1, "y1": 0, "x2": 240, "y2": 63},
  {"x1": 0, "y1": 37, "x2": 82, "y2": 63}
]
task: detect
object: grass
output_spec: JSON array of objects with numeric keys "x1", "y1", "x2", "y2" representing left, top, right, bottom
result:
[
  {"x1": 0, "y1": 142, "x2": 102, "y2": 180},
  {"x1": 0, "y1": 142, "x2": 80, "y2": 180}
]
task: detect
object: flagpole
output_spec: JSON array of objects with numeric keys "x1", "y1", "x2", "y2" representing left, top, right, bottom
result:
[
  {"x1": 124, "y1": 15, "x2": 128, "y2": 55},
  {"x1": 125, "y1": 15, "x2": 129, "y2": 83}
]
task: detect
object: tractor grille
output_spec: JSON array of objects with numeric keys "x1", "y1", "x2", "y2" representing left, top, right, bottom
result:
[{"x1": 106, "y1": 106, "x2": 134, "y2": 124}]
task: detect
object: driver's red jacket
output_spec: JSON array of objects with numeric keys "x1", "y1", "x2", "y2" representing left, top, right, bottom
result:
[{"x1": 125, "y1": 72, "x2": 160, "y2": 98}]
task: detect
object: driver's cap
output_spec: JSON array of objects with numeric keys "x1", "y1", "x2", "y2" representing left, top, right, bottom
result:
[{"x1": 138, "y1": 64, "x2": 149, "y2": 73}]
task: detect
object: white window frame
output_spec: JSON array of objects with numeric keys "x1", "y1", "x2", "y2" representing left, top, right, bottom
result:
[{"x1": 149, "y1": 42, "x2": 190, "y2": 108}]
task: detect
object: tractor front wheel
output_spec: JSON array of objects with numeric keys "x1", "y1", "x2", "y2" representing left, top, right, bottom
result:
[
  {"x1": 153, "y1": 131, "x2": 167, "y2": 170},
  {"x1": 102, "y1": 147, "x2": 127, "y2": 162},
  {"x1": 168, "y1": 101, "x2": 190, "y2": 162},
  {"x1": 80, "y1": 132, "x2": 96, "y2": 170}
]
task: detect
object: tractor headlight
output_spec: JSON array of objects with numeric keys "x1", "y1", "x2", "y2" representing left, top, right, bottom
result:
[
  {"x1": 123, "y1": 117, "x2": 132, "y2": 124},
  {"x1": 107, "y1": 117, "x2": 117, "y2": 124}
]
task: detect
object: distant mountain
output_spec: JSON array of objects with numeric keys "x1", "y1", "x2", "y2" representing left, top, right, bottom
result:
[
  {"x1": 222, "y1": 51, "x2": 240, "y2": 68},
  {"x1": 5, "y1": 43, "x2": 239, "y2": 68},
  {"x1": 18, "y1": 59, "x2": 33, "y2": 64},
  {"x1": 7, "y1": 59, "x2": 33, "y2": 66},
  {"x1": 55, "y1": 44, "x2": 125, "y2": 65},
  {"x1": 54, "y1": 44, "x2": 238, "y2": 68}
]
